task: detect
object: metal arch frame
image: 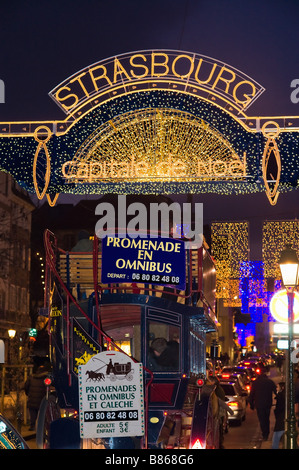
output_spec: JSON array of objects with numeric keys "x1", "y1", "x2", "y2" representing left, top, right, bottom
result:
[{"x1": 0, "y1": 49, "x2": 298, "y2": 205}]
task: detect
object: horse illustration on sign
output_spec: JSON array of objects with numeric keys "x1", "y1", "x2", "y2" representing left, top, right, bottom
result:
[{"x1": 84, "y1": 356, "x2": 134, "y2": 382}]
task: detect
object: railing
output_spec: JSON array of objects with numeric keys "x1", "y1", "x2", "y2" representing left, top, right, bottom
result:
[
  {"x1": 44, "y1": 229, "x2": 154, "y2": 448},
  {"x1": 56, "y1": 237, "x2": 215, "y2": 311}
]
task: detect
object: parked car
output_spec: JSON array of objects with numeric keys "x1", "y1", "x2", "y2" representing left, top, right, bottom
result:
[
  {"x1": 218, "y1": 366, "x2": 252, "y2": 393},
  {"x1": 219, "y1": 381, "x2": 248, "y2": 425},
  {"x1": 0, "y1": 413, "x2": 29, "y2": 449}
]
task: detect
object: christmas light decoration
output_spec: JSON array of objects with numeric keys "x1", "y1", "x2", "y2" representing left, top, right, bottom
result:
[
  {"x1": 211, "y1": 221, "x2": 249, "y2": 306},
  {"x1": 262, "y1": 220, "x2": 299, "y2": 279},
  {"x1": 0, "y1": 50, "x2": 299, "y2": 205}
]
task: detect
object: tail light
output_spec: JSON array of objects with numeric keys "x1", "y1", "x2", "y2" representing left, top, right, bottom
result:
[
  {"x1": 222, "y1": 373, "x2": 230, "y2": 378},
  {"x1": 255, "y1": 368, "x2": 261, "y2": 374},
  {"x1": 228, "y1": 401, "x2": 240, "y2": 407},
  {"x1": 191, "y1": 438, "x2": 205, "y2": 449}
]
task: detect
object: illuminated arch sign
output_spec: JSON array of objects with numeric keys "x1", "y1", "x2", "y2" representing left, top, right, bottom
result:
[
  {"x1": 0, "y1": 49, "x2": 299, "y2": 206},
  {"x1": 49, "y1": 50, "x2": 265, "y2": 120}
]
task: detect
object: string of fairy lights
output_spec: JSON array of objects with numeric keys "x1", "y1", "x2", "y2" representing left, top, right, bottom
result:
[
  {"x1": 67, "y1": 107, "x2": 244, "y2": 183},
  {"x1": 1, "y1": 90, "x2": 298, "y2": 197},
  {"x1": 262, "y1": 220, "x2": 299, "y2": 278},
  {"x1": 211, "y1": 221, "x2": 249, "y2": 308},
  {"x1": 211, "y1": 220, "x2": 299, "y2": 347},
  {"x1": 211, "y1": 220, "x2": 299, "y2": 326},
  {"x1": 50, "y1": 91, "x2": 264, "y2": 196}
]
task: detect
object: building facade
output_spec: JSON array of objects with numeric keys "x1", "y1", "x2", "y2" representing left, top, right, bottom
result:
[{"x1": 0, "y1": 172, "x2": 35, "y2": 359}]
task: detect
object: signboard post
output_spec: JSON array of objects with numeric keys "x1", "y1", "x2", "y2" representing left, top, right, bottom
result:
[{"x1": 78, "y1": 351, "x2": 145, "y2": 439}]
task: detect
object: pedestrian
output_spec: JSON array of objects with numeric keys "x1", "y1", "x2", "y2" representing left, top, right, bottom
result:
[
  {"x1": 24, "y1": 365, "x2": 48, "y2": 430},
  {"x1": 271, "y1": 382, "x2": 285, "y2": 449},
  {"x1": 248, "y1": 365, "x2": 277, "y2": 440},
  {"x1": 275, "y1": 354, "x2": 283, "y2": 374}
]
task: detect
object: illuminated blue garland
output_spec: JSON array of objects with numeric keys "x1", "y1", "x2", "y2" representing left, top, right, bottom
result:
[{"x1": 239, "y1": 261, "x2": 283, "y2": 323}]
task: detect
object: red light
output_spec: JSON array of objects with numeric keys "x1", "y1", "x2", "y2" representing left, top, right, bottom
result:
[
  {"x1": 222, "y1": 374, "x2": 230, "y2": 378},
  {"x1": 244, "y1": 362, "x2": 250, "y2": 365},
  {"x1": 44, "y1": 378, "x2": 52, "y2": 386},
  {"x1": 191, "y1": 438, "x2": 204, "y2": 449},
  {"x1": 196, "y1": 378, "x2": 204, "y2": 387},
  {"x1": 255, "y1": 368, "x2": 261, "y2": 374},
  {"x1": 228, "y1": 401, "x2": 239, "y2": 407}
]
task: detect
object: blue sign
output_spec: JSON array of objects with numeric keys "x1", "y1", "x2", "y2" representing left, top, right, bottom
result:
[{"x1": 101, "y1": 236, "x2": 186, "y2": 290}]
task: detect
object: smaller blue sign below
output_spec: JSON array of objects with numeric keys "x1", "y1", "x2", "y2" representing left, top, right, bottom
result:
[{"x1": 101, "y1": 236, "x2": 186, "y2": 290}]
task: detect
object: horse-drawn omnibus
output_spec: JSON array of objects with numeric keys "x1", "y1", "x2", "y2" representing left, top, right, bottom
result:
[{"x1": 36, "y1": 228, "x2": 219, "y2": 449}]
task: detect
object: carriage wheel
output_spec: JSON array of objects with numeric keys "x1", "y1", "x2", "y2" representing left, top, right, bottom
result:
[
  {"x1": 36, "y1": 394, "x2": 61, "y2": 449},
  {"x1": 126, "y1": 373, "x2": 133, "y2": 381},
  {"x1": 110, "y1": 373, "x2": 116, "y2": 381},
  {"x1": 190, "y1": 394, "x2": 220, "y2": 449}
]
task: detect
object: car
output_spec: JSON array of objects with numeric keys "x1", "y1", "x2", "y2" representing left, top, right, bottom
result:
[
  {"x1": 219, "y1": 381, "x2": 248, "y2": 425},
  {"x1": 239, "y1": 357, "x2": 266, "y2": 374},
  {"x1": 0, "y1": 413, "x2": 29, "y2": 449},
  {"x1": 218, "y1": 370, "x2": 246, "y2": 390},
  {"x1": 218, "y1": 366, "x2": 252, "y2": 393}
]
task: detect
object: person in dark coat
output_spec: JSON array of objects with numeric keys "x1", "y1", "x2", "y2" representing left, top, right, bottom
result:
[
  {"x1": 248, "y1": 365, "x2": 277, "y2": 440},
  {"x1": 24, "y1": 365, "x2": 48, "y2": 430},
  {"x1": 272, "y1": 382, "x2": 285, "y2": 449},
  {"x1": 149, "y1": 337, "x2": 179, "y2": 371}
]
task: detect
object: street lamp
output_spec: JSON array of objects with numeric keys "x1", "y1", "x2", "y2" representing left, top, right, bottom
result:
[
  {"x1": 278, "y1": 244, "x2": 299, "y2": 449},
  {"x1": 7, "y1": 329, "x2": 16, "y2": 339}
]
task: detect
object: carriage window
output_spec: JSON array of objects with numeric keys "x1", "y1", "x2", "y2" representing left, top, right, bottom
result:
[
  {"x1": 104, "y1": 324, "x2": 141, "y2": 362},
  {"x1": 147, "y1": 322, "x2": 180, "y2": 371}
]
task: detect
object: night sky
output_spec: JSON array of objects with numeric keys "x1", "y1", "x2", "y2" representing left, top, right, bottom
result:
[{"x1": 0, "y1": 0, "x2": 299, "y2": 254}]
